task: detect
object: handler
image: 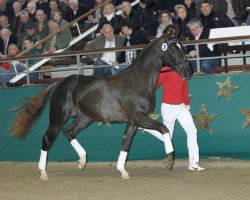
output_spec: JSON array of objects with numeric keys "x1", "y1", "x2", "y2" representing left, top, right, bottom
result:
[{"x1": 143, "y1": 66, "x2": 205, "y2": 171}]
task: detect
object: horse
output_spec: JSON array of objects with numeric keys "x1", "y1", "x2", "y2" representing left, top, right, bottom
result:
[{"x1": 10, "y1": 29, "x2": 193, "y2": 180}]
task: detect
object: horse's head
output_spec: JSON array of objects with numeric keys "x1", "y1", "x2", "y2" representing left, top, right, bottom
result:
[{"x1": 157, "y1": 26, "x2": 193, "y2": 79}]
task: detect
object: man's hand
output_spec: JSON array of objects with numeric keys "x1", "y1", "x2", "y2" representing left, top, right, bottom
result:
[{"x1": 188, "y1": 50, "x2": 196, "y2": 58}]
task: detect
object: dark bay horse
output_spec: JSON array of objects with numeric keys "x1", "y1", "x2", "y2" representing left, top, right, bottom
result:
[{"x1": 10, "y1": 30, "x2": 192, "y2": 180}]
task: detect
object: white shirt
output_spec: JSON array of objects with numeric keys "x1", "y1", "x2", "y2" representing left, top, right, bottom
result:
[{"x1": 101, "y1": 38, "x2": 116, "y2": 64}]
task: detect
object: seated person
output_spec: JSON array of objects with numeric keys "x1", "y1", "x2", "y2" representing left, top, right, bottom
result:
[
  {"x1": 113, "y1": 19, "x2": 150, "y2": 74},
  {"x1": 1, "y1": 41, "x2": 41, "y2": 86},
  {"x1": 186, "y1": 18, "x2": 220, "y2": 74},
  {"x1": 95, "y1": 2, "x2": 124, "y2": 36},
  {"x1": 156, "y1": 10, "x2": 173, "y2": 38},
  {"x1": 85, "y1": 24, "x2": 125, "y2": 77},
  {"x1": 43, "y1": 20, "x2": 72, "y2": 54}
]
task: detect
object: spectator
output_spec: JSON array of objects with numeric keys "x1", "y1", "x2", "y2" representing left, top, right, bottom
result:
[
  {"x1": 113, "y1": 19, "x2": 150, "y2": 74},
  {"x1": 211, "y1": 0, "x2": 248, "y2": 26},
  {"x1": 95, "y1": 2, "x2": 124, "y2": 36},
  {"x1": 52, "y1": 10, "x2": 69, "y2": 28},
  {"x1": 136, "y1": 0, "x2": 156, "y2": 36},
  {"x1": 0, "y1": 0, "x2": 14, "y2": 20},
  {"x1": 174, "y1": 4, "x2": 192, "y2": 41},
  {"x1": 64, "y1": 0, "x2": 89, "y2": 34},
  {"x1": 35, "y1": 9, "x2": 49, "y2": 40},
  {"x1": 43, "y1": 20, "x2": 72, "y2": 54},
  {"x1": 156, "y1": 10, "x2": 173, "y2": 38},
  {"x1": 0, "y1": 15, "x2": 14, "y2": 34},
  {"x1": 87, "y1": 0, "x2": 104, "y2": 25},
  {"x1": 85, "y1": 24, "x2": 125, "y2": 77},
  {"x1": 17, "y1": 20, "x2": 42, "y2": 51},
  {"x1": 120, "y1": 1, "x2": 137, "y2": 23},
  {"x1": 1, "y1": 41, "x2": 41, "y2": 86},
  {"x1": 198, "y1": 0, "x2": 235, "y2": 28},
  {"x1": 0, "y1": 44, "x2": 20, "y2": 85},
  {"x1": 183, "y1": 0, "x2": 197, "y2": 18},
  {"x1": 186, "y1": 18, "x2": 220, "y2": 74},
  {"x1": 36, "y1": 0, "x2": 50, "y2": 17},
  {"x1": 12, "y1": 2, "x2": 22, "y2": 33},
  {"x1": 48, "y1": 0, "x2": 60, "y2": 19},
  {"x1": 0, "y1": 28, "x2": 18, "y2": 56},
  {"x1": 26, "y1": 2, "x2": 37, "y2": 22},
  {"x1": 16, "y1": 10, "x2": 30, "y2": 37}
]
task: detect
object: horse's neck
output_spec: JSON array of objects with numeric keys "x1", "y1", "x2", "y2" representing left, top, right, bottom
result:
[{"x1": 132, "y1": 59, "x2": 161, "y2": 93}]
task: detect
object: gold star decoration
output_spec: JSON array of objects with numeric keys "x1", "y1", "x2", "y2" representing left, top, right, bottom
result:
[
  {"x1": 193, "y1": 104, "x2": 217, "y2": 134},
  {"x1": 216, "y1": 77, "x2": 238, "y2": 101},
  {"x1": 239, "y1": 109, "x2": 250, "y2": 129}
]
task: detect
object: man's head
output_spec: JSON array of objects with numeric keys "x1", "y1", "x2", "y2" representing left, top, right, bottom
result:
[
  {"x1": 36, "y1": 9, "x2": 46, "y2": 22},
  {"x1": 187, "y1": 18, "x2": 203, "y2": 37},
  {"x1": 25, "y1": 20, "x2": 36, "y2": 36},
  {"x1": 101, "y1": 24, "x2": 114, "y2": 41},
  {"x1": 0, "y1": 28, "x2": 11, "y2": 41},
  {"x1": 49, "y1": 0, "x2": 59, "y2": 11},
  {"x1": 0, "y1": 15, "x2": 8, "y2": 28},
  {"x1": 23, "y1": 38, "x2": 34, "y2": 49},
  {"x1": 19, "y1": 10, "x2": 30, "y2": 24},
  {"x1": 121, "y1": 1, "x2": 132, "y2": 14},
  {"x1": 13, "y1": 2, "x2": 22, "y2": 15},
  {"x1": 69, "y1": 0, "x2": 79, "y2": 11},
  {"x1": 200, "y1": 0, "x2": 213, "y2": 16},
  {"x1": 48, "y1": 20, "x2": 59, "y2": 33},
  {"x1": 120, "y1": 19, "x2": 135, "y2": 36}
]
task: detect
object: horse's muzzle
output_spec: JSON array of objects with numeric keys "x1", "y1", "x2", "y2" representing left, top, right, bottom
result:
[{"x1": 175, "y1": 61, "x2": 193, "y2": 80}]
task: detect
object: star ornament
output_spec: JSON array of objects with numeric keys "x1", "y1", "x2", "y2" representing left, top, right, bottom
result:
[
  {"x1": 239, "y1": 109, "x2": 250, "y2": 129},
  {"x1": 193, "y1": 104, "x2": 217, "y2": 134},
  {"x1": 216, "y1": 77, "x2": 238, "y2": 101}
]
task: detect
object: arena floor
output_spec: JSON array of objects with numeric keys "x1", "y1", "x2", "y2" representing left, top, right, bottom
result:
[{"x1": 1, "y1": 159, "x2": 250, "y2": 200}]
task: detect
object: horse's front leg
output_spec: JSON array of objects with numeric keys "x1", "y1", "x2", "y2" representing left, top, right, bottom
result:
[
  {"x1": 117, "y1": 124, "x2": 137, "y2": 179},
  {"x1": 134, "y1": 113, "x2": 174, "y2": 170}
]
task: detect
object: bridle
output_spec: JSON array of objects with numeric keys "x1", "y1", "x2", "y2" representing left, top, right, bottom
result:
[{"x1": 160, "y1": 39, "x2": 192, "y2": 79}]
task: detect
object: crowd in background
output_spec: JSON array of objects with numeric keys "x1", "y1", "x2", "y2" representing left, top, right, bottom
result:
[{"x1": 0, "y1": 0, "x2": 250, "y2": 86}]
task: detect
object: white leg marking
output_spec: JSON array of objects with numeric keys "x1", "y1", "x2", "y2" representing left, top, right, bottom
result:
[
  {"x1": 38, "y1": 150, "x2": 49, "y2": 180},
  {"x1": 117, "y1": 151, "x2": 130, "y2": 179},
  {"x1": 70, "y1": 139, "x2": 87, "y2": 170}
]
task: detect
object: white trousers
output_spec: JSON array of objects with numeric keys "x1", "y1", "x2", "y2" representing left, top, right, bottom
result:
[{"x1": 145, "y1": 103, "x2": 199, "y2": 164}]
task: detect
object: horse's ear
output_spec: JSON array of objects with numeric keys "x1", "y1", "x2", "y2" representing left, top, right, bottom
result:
[{"x1": 163, "y1": 24, "x2": 180, "y2": 39}]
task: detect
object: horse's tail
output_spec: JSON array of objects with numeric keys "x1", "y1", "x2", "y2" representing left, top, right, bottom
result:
[{"x1": 10, "y1": 82, "x2": 57, "y2": 139}]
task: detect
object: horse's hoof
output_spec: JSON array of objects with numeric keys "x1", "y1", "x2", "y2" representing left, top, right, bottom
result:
[
  {"x1": 78, "y1": 162, "x2": 86, "y2": 170},
  {"x1": 78, "y1": 157, "x2": 86, "y2": 170},
  {"x1": 164, "y1": 160, "x2": 173, "y2": 171},
  {"x1": 40, "y1": 174, "x2": 49, "y2": 181},
  {"x1": 121, "y1": 173, "x2": 130, "y2": 180}
]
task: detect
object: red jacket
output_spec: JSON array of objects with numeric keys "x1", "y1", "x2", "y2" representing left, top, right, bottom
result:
[{"x1": 157, "y1": 66, "x2": 190, "y2": 105}]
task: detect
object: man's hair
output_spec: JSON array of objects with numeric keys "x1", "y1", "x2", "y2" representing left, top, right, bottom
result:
[
  {"x1": 120, "y1": 19, "x2": 136, "y2": 30},
  {"x1": 101, "y1": 23, "x2": 114, "y2": 33},
  {"x1": 187, "y1": 18, "x2": 203, "y2": 28},
  {"x1": 24, "y1": 38, "x2": 34, "y2": 44},
  {"x1": 199, "y1": 0, "x2": 213, "y2": 6},
  {"x1": 174, "y1": 4, "x2": 186, "y2": 13}
]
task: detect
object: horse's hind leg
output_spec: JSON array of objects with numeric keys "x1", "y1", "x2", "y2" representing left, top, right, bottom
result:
[
  {"x1": 117, "y1": 124, "x2": 137, "y2": 179},
  {"x1": 39, "y1": 122, "x2": 65, "y2": 180},
  {"x1": 62, "y1": 114, "x2": 93, "y2": 170},
  {"x1": 38, "y1": 102, "x2": 71, "y2": 180},
  {"x1": 134, "y1": 113, "x2": 174, "y2": 170}
]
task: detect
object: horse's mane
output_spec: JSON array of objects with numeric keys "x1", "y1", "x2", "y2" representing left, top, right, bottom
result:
[{"x1": 130, "y1": 35, "x2": 172, "y2": 68}]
